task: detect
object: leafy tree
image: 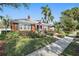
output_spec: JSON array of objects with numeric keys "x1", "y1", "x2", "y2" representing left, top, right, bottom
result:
[
  {"x1": 62, "y1": 7, "x2": 79, "y2": 29},
  {"x1": 41, "y1": 5, "x2": 54, "y2": 23},
  {"x1": 0, "y1": 3, "x2": 30, "y2": 11},
  {"x1": 62, "y1": 7, "x2": 79, "y2": 21},
  {"x1": 60, "y1": 15, "x2": 78, "y2": 32}
]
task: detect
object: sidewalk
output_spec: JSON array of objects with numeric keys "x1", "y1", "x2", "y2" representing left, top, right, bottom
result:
[{"x1": 27, "y1": 36, "x2": 74, "y2": 56}]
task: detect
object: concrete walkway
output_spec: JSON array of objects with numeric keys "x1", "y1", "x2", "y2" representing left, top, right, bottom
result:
[{"x1": 27, "y1": 36, "x2": 74, "y2": 56}]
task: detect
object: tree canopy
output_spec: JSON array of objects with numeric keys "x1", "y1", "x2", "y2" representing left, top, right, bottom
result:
[
  {"x1": 0, "y1": 3, "x2": 30, "y2": 11},
  {"x1": 41, "y1": 5, "x2": 54, "y2": 23},
  {"x1": 60, "y1": 15, "x2": 78, "y2": 31},
  {"x1": 61, "y1": 7, "x2": 79, "y2": 30},
  {"x1": 62, "y1": 7, "x2": 79, "y2": 22}
]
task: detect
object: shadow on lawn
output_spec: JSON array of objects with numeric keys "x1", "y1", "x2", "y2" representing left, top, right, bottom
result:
[{"x1": 61, "y1": 37, "x2": 79, "y2": 56}]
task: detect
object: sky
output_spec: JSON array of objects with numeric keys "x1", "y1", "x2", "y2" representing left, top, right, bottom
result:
[{"x1": 0, "y1": 3, "x2": 79, "y2": 22}]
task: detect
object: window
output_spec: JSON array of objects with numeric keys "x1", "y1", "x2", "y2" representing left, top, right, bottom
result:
[
  {"x1": 28, "y1": 25, "x2": 31, "y2": 30},
  {"x1": 19, "y1": 24, "x2": 22, "y2": 30},
  {"x1": 20, "y1": 26, "x2": 22, "y2": 29},
  {"x1": 19, "y1": 24, "x2": 32, "y2": 30},
  {"x1": 40, "y1": 25, "x2": 42, "y2": 29},
  {"x1": 37, "y1": 25, "x2": 39, "y2": 30},
  {"x1": 24, "y1": 25, "x2": 26, "y2": 29}
]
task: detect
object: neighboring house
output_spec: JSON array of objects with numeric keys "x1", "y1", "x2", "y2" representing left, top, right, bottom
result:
[
  {"x1": 0, "y1": 28, "x2": 11, "y2": 34},
  {"x1": 0, "y1": 20, "x2": 11, "y2": 34}
]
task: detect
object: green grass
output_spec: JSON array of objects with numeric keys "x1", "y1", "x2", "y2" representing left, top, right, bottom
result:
[
  {"x1": 0, "y1": 34, "x2": 6, "y2": 40},
  {"x1": 61, "y1": 39, "x2": 79, "y2": 56},
  {"x1": 0, "y1": 32, "x2": 57, "y2": 56}
]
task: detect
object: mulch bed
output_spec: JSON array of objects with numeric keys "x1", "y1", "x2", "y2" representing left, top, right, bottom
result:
[{"x1": 0, "y1": 41, "x2": 5, "y2": 56}]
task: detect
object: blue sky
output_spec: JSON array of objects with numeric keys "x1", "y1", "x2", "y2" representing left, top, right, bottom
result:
[{"x1": 0, "y1": 3, "x2": 79, "y2": 22}]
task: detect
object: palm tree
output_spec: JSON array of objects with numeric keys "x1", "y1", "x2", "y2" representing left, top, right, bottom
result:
[
  {"x1": 48, "y1": 10, "x2": 54, "y2": 22},
  {"x1": 41, "y1": 5, "x2": 54, "y2": 23}
]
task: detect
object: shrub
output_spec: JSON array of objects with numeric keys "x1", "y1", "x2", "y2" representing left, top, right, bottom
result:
[
  {"x1": 56, "y1": 31, "x2": 65, "y2": 38},
  {"x1": 0, "y1": 34, "x2": 6, "y2": 40},
  {"x1": 14, "y1": 37, "x2": 31, "y2": 55},
  {"x1": 5, "y1": 32, "x2": 20, "y2": 55},
  {"x1": 60, "y1": 31, "x2": 65, "y2": 37},
  {"x1": 65, "y1": 32, "x2": 69, "y2": 36},
  {"x1": 28, "y1": 32, "x2": 45, "y2": 38},
  {"x1": 5, "y1": 38, "x2": 17, "y2": 55},
  {"x1": 6, "y1": 32, "x2": 20, "y2": 39},
  {"x1": 19, "y1": 36, "x2": 56, "y2": 55},
  {"x1": 4, "y1": 32, "x2": 56, "y2": 56},
  {"x1": 19, "y1": 31, "x2": 30, "y2": 36},
  {"x1": 77, "y1": 32, "x2": 79, "y2": 36},
  {"x1": 76, "y1": 32, "x2": 79, "y2": 38},
  {"x1": 45, "y1": 31, "x2": 54, "y2": 36},
  {"x1": 57, "y1": 34, "x2": 65, "y2": 38}
]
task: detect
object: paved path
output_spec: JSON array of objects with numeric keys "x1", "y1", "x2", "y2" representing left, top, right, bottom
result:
[{"x1": 27, "y1": 36, "x2": 74, "y2": 56}]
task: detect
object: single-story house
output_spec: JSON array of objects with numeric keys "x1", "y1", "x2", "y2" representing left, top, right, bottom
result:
[
  {"x1": 10, "y1": 19, "x2": 37, "y2": 32},
  {"x1": 10, "y1": 19, "x2": 54, "y2": 32},
  {"x1": 0, "y1": 16, "x2": 54, "y2": 34}
]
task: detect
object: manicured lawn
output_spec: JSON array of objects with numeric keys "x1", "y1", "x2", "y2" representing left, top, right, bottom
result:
[{"x1": 61, "y1": 38, "x2": 79, "y2": 56}]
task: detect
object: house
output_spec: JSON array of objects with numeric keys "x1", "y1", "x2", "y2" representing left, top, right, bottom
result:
[
  {"x1": 0, "y1": 16, "x2": 54, "y2": 34},
  {"x1": 10, "y1": 18, "x2": 54, "y2": 32},
  {"x1": 10, "y1": 19, "x2": 37, "y2": 32}
]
